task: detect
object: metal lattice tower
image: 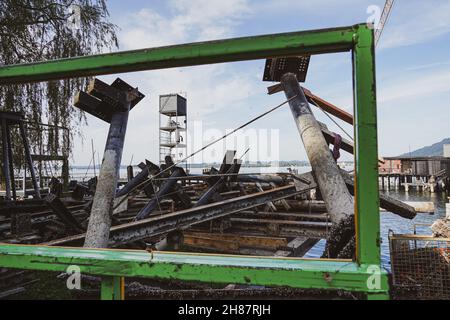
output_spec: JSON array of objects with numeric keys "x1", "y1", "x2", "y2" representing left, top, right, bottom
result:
[{"x1": 159, "y1": 93, "x2": 188, "y2": 166}]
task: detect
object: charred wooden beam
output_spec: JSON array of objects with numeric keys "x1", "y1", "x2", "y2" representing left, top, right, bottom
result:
[
  {"x1": 275, "y1": 237, "x2": 319, "y2": 257},
  {"x1": 284, "y1": 200, "x2": 327, "y2": 212},
  {"x1": 340, "y1": 170, "x2": 416, "y2": 219},
  {"x1": 240, "y1": 211, "x2": 329, "y2": 222},
  {"x1": 1, "y1": 118, "x2": 12, "y2": 200},
  {"x1": 87, "y1": 78, "x2": 144, "y2": 111},
  {"x1": 319, "y1": 122, "x2": 354, "y2": 154}
]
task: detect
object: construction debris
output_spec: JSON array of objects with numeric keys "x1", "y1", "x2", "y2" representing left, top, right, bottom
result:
[
  {"x1": 432, "y1": 219, "x2": 450, "y2": 238},
  {"x1": 0, "y1": 69, "x2": 425, "y2": 299}
]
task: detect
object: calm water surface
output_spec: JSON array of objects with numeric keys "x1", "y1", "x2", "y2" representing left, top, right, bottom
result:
[{"x1": 304, "y1": 189, "x2": 447, "y2": 269}]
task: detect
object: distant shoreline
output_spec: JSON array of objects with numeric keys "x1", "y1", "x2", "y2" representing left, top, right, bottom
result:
[{"x1": 70, "y1": 161, "x2": 354, "y2": 170}]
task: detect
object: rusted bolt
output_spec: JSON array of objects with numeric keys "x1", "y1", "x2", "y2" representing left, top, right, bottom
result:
[{"x1": 323, "y1": 272, "x2": 333, "y2": 283}]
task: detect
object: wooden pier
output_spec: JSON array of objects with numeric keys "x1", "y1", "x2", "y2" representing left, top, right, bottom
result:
[{"x1": 379, "y1": 156, "x2": 450, "y2": 193}]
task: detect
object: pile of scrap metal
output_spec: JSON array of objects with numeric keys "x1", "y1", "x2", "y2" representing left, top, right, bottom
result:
[
  {"x1": 46, "y1": 151, "x2": 327, "y2": 258},
  {"x1": 0, "y1": 76, "x2": 419, "y2": 298},
  {"x1": 1, "y1": 77, "x2": 417, "y2": 260},
  {"x1": 432, "y1": 219, "x2": 450, "y2": 238},
  {"x1": 0, "y1": 180, "x2": 94, "y2": 298}
]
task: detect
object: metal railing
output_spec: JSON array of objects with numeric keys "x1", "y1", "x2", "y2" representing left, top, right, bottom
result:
[{"x1": 389, "y1": 231, "x2": 450, "y2": 300}]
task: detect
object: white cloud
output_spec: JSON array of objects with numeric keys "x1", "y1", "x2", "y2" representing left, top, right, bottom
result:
[
  {"x1": 169, "y1": 0, "x2": 251, "y2": 40},
  {"x1": 73, "y1": 0, "x2": 450, "y2": 165},
  {"x1": 255, "y1": 0, "x2": 363, "y2": 15},
  {"x1": 380, "y1": 1, "x2": 450, "y2": 49},
  {"x1": 73, "y1": 0, "x2": 255, "y2": 164},
  {"x1": 379, "y1": 65, "x2": 450, "y2": 104},
  {"x1": 119, "y1": 0, "x2": 250, "y2": 48}
]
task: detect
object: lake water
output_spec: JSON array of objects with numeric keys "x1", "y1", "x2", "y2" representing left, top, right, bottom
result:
[
  {"x1": 304, "y1": 190, "x2": 447, "y2": 269},
  {"x1": 70, "y1": 165, "x2": 447, "y2": 268}
]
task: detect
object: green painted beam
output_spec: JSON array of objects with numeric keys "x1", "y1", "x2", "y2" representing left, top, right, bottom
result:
[
  {"x1": 0, "y1": 26, "x2": 358, "y2": 85},
  {"x1": 353, "y1": 25, "x2": 381, "y2": 265},
  {"x1": 0, "y1": 23, "x2": 388, "y2": 298},
  {"x1": 0, "y1": 244, "x2": 388, "y2": 294},
  {"x1": 101, "y1": 276, "x2": 123, "y2": 300}
]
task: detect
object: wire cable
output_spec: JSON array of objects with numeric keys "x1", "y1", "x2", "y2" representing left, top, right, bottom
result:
[
  {"x1": 113, "y1": 96, "x2": 296, "y2": 210},
  {"x1": 309, "y1": 98, "x2": 354, "y2": 141}
]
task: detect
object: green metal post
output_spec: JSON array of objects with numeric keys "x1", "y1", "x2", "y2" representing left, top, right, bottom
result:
[
  {"x1": 366, "y1": 292, "x2": 390, "y2": 300},
  {"x1": 101, "y1": 276, "x2": 123, "y2": 300},
  {"x1": 353, "y1": 25, "x2": 382, "y2": 266}
]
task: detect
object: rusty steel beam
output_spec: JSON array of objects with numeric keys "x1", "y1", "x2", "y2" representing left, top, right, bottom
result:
[
  {"x1": 44, "y1": 194, "x2": 84, "y2": 233},
  {"x1": 135, "y1": 166, "x2": 187, "y2": 220},
  {"x1": 267, "y1": 84, "x2": 353, "y2": 125},
  {"x1": 45, "y1": 173, "x2": 316, "y2": 247},
  {"x1": 319, "y1": 122, "x2": 354, "y2": 154},
  {"x1": 302, "y1": 88, "x2": 353, "y2": 125},
  {"x1": 195, "y1": 157, "x2": 241, "y2": 207}
]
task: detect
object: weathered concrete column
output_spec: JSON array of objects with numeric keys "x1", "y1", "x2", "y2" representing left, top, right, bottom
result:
[
  {"x1": 84, "y1": 108, "x2": 129, "y2": 248},
  {"x1": 281, "y1": 73, "x2": 354, "y2": 257},
  {"x1": 77, "y1": 78, "x2": 144, "y2": 248}
]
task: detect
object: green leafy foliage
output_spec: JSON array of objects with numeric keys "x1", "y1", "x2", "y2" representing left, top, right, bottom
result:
[{"x1": 0, "y1": 0, "x2": 117, "y2": 173}]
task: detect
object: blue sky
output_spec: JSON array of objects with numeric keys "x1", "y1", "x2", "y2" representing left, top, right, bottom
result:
[{"x1": 72, "y1": 0, "x2": 450, "y2": 165}]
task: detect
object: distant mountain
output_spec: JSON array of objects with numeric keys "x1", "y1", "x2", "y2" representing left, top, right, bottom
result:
[{"x1": 400, "y1": 138, "x2": 450, "y2": 157}]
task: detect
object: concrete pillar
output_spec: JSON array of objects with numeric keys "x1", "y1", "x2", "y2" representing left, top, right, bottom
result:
[
  {"x1": 429, "y1": 176, "x2": 436, "y2": 193},
  {"x1": 281, "y1": 73, "x2": 354, "y2": 257},
  {"x1": 84, "y1": 106, "x2": 130, "y2": 248}
]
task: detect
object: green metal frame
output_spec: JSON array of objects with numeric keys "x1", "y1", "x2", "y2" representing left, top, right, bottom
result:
[{"x1": 0, "y1": 23, "x2": 388, "y2": 299}]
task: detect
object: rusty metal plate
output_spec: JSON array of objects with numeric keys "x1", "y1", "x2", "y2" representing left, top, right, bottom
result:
[{"x1": 263, "y1": 56, "x2": 310, "y2": 82}]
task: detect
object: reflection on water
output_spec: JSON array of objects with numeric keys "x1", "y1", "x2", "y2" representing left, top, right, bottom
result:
[{"x1": 305, "y1": 190, "x2": 447, "y2": 269}]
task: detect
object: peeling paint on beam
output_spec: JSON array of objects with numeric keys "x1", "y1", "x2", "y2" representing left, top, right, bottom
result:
[
  {"x1": 0, "y1": 244, "x2": 388, "y2": 293},
  {"x1": 0, "y1": 26, "x2": 358, "y2": 84}
]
